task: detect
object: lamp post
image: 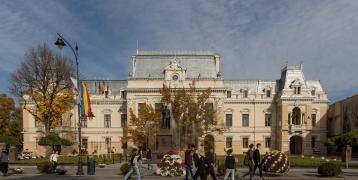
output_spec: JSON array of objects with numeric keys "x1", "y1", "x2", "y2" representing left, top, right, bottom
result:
[{"x1": 54, "y1": 33, "x2": 84, "y2": 175}]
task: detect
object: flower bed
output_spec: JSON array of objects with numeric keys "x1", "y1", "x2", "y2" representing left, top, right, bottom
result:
[
  {"x1": 156, "y1": 151, "x2": 185, "y2": 176},
  {"x1": 262, "y1": 151, "x2": 290, "y2": 174}
]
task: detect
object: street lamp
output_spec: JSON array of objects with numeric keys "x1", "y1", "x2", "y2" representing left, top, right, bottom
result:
[{"x1": 54, "y1": 33, "x2": 84, "y2": 175}]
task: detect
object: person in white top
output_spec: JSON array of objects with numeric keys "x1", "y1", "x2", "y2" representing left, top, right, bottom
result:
[{"x1": 50, "y1": 151, "x2": 59, "y2": 171}]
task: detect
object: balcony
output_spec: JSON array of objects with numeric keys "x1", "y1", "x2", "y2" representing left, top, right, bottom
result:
[{"x1": 289, "y1": 124, "x2": 304, "y2": 134}]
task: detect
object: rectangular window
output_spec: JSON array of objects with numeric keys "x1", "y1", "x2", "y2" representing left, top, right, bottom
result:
[
  {"x1": 226, "y1": 137, "x2": 233, "y2": 148},
  {"x1": 265, "y1": 137, "x2": 271, "y2": 148},
  {"x1": 242, "y1": 137, "x2": 249, "y2": 148},
  {"x1": 297, "y1": 87, "x2": 301, "y2": 94},
  {"x1": 121, "y1": 91, "x2": 127, "y2": 99},
  {"x1": 311, "y1": 136, "x2": 316, "y2": 148},
  {"x1": 243, "y1": 90, "x2": 248, "y2": 98},
  {"x1": 205, "y1": 103, "x2": 214, "y2": 124},
  {"x1": 242, "y1": 114, "x2": 249, "y2": 127},
  {"x1": 265, "y1": 114, "x2": 271, "y2": 127},
  {"x1": 81, "y1": 118, "x2": 88, "y2": 128},
  {"x1": 82, "y1": 138, "x2": 88, "y2": 149},
  {"x1": 104, "y1": 114, "x2": 111, "y2": 128},
  {"x1": 121, "y1": 114, "x2": 127, "y2": 127},
  {"x1": 226, "y1": 114, "x2": 233, "y2": 127},
  {"x1": 312, "y1": 114, "x2": 317, "y2": 127},
  {"x1": 227, "y1": 91, "x2": 231, "y2": 98},
  {"x1": 266, "y1": 90, "x2": 271, "y2": 98},
  {"x1": 138, "y1": 103, "x2": 145, "y2": 119},
  {"x1": 105, "y1": 137, "x2": 111, "y2": 154}
]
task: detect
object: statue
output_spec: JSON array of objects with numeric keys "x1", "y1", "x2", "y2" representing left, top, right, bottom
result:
[{"x1": 161, "y1": 106, "x2": 171, "y2": 129}]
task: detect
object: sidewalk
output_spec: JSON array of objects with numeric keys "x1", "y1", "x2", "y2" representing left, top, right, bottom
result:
[{"x1": 4, "y1": 164, "x2": 358, "y2": 179}]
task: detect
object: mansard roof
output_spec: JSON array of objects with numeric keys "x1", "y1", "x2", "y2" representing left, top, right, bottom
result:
[
  {"x1": 82, "y1": 80, "x2": 127, "y2": 94},
  {"x1": 131, "y1": 51, "x2": 219, "y2": 79},
  {"x1": 224, "y1": 80, "x2": 279, "y2": 94}
]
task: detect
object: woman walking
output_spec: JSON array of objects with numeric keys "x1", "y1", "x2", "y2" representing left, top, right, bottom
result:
[{"x1": 124, "y1": 148, "x2": 141, "y2": 180}]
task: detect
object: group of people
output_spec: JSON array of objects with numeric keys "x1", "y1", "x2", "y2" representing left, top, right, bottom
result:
[
  {"x1": 224, "y1": 143, "x2": 264, "y2": 180},
  {"x1": 184, "y1": 144, "x2": 218, "y2": 180}
]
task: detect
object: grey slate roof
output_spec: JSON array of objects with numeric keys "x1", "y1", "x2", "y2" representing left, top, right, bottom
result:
[
  {"x1": 224, "y1": 80, "x2": 279, "y2": 94},
  {"x1": 82, "y1": 80, "x2": 127, "y2": 95},
  {"x1": 132, "y1": 51, "x2": 218, "y2": 79}
]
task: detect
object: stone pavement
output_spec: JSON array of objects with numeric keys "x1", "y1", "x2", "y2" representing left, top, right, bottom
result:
[{"x1": 2, "y1": 164, "x2": 358, "y2": 180}]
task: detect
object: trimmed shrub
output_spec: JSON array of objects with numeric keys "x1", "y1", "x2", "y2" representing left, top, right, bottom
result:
[
  {"x1": 318, "y1": 162, "x2": 342, "y2": 177},
  {"x1": 262, "y1": 151, "x2": 290, "y2": 174},
  {"x1": 37, "y1": 161, "x2": 53, "y2": 174},
  {"x1": 56, "y1": 167, "x2": 67, "y2": 175},
  {"x1": 120, "y1": 163, "x2": 131, "y2": 175}
]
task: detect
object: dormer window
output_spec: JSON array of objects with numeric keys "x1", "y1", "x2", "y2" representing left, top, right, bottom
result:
[
  {"x1": 243, "y1": 90, "x2": 248, "y2": 98},
  {"x1": 311, "y1": 89, "x2": 316, "y2": 96},
  {"x1": 291, "y1": 79, "x2": 302, "y2": 95},
  {"x1": 227, "y1": 91, "x2": 231, "y2": 98},
  {"x1": 266, "y1": 90, "x2": 271, "y2": 98}
]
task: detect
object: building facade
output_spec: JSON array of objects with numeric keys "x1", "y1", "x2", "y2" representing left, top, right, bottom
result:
[
  {"x1": 328, "y1": 95, "x2": 358, "y2": 137},
  {"x1": 22, "y1": 51, "x2": 329, "y2": 156}
]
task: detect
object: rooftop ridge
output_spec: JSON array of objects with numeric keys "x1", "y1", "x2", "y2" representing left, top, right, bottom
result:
[{"x1": 136, "y1": 50, "x2": 218, "y2": 56}]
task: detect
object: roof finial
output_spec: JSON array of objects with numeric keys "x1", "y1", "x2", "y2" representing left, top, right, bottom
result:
[{"x1": 136, "y1": 40, "x2": 139, "y2": 55}]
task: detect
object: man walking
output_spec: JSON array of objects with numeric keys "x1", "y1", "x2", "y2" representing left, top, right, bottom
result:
[
  {"x1": 193, "y1": 150, "x2": 206, "y2": 180},
  {"x1": 224, "y1": 148, "x2": 235, "y2": 180},
  {"x1": 253, "y1": 143, "x2": 264, "y2": 180},
  {"x1": 50, "y1": 151, "x2": 59, "y2": 171},
  {"x1": 184, "y1": 144, "x2": 195, "y2": 180},
  {"x1": 0, "y1": 148, "x2": 9, "y2": 176},
  {"x1": 241, "y1": 144, "x2": 255, "y2": 180},
  {"x1": 205, "y1": 148, "x2": 217, "y2": 180}
]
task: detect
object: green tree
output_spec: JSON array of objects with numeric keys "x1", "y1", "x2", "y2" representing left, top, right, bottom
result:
[
  {"x1": 38, "y1": 134, "x2": 73, "y2": 152},
  {"x1": 10, "y1": 43, "x2": 75, "y2": 135}
]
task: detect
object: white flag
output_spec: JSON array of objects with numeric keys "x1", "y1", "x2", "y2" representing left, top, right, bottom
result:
[{"x1": 70, "y1": 77, "x2": 78, "y2": 92}]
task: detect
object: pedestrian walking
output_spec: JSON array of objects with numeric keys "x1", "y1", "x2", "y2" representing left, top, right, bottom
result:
[
  {"x1": 241, "y1": 144, "x2": 255, "y2": 180},
  {"x1": 224, "y1": 148, "x2": 235, "y2": 180},
  {"x1": 124, "y1": 148, "x2": 141, "y2": 180},
  {"x1": 253, "y1": 143, "x2": 264, "y2": 180},
  {"x1": 193, "y1": 151, "x2": 207, "y2": 180},
  {"x1": 87, "y1": 151, "x2": 96, "y2": 175},
  {"x1": 184, "y1": 144, "x2": 195, "y2": 180},
  {"x1": 50, "y1": 151, "x2": 59, "y2": 171},
  {"x1": 204, "y1": 148, "x2": 217, "y2": 180},
  {"x1": 0, "y1": 148, "x2": 9, "y2": 176},
  {"x1": 146, "y1": 148, "x2": 153, "y2": 170}
]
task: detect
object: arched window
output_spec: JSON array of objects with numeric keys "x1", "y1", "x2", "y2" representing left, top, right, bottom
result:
[{"x1": 292, "y1": 107, "x2": 301, "y2": 125}]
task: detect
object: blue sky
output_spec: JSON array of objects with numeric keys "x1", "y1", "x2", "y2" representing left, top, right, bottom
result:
[{"x1": 1, "y1": 0, "x2": 358, "y2": 102}]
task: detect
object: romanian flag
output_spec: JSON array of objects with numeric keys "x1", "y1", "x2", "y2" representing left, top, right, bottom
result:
[{"x1": 80, "y1": 82, "x2": 94, "y2": 118}]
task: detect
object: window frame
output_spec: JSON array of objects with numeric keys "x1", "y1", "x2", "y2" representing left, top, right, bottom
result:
[
  {"x1": 226, "y1": 113, "x2": 233, "y2": 127},
  {"x1": 226, "y1": 136, "x2": 233, "y2": 148},
  {"x1": 265, "y1": 113, "x2": 271, "y2": 127},
  {"x1": 242, "y1": 114, "x2": 249, "y2": 127},
  {"x1": 104, "y1": 114, "x2": 111, "y2": 128},
  {"x1": 242, "y1": 137, "x2": 249, "y2": 148}
]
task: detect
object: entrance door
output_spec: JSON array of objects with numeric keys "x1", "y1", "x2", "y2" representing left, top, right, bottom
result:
[{"x1": 289, "y1": 135, "x2": 303, "y2": 155}]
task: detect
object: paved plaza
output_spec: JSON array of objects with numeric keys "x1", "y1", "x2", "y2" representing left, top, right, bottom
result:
[{"x1": 2, "y1": 164, "x2": 358, "y2": 180}]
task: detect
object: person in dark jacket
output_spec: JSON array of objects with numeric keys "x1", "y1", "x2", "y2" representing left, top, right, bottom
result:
[
  {"x1": 87, "y1": 151, "x2": 96, "y2": 175},
  {"x1": 184, "y1": 144, "x2": 195, "y2": 180},
  {"x1": 205, "y1": 148, "x2": 217, "y2": 180},
  {"x1": 0, "y1": 148, "x2": 9, "y2": 176},
  {"x1": 224, "y1": 148, "x2": 235, "y2": 180},
  {"x1": 253, "y1": 143, "x2": 264, "y2": 180},
  {"x1": 193, "y1": 150, "x2": 206, "y2": 180},
  {"x1": 241, "y1": 144, "x2": 255, "y2": 180}
]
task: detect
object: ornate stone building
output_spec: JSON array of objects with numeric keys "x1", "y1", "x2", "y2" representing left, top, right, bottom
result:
[
  {"x1": 328, "y1": 95, "x2": 358, "y2": 137},
  {"x1": 22, "y1": 51, "x2": 329, "y2": 156}
]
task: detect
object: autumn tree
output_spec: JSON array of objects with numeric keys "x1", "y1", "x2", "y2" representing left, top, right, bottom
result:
[
  {"x1": 125, "y1": 103, "x2": 160, "y2": 149},
  {"x1": 160, "y1": 82, "x2": 218, "y2": 149},
  {"x1": 0, "y1": 94, "x2": 23, "y2": 149},
  {"x1": 10, "y1": 43, "x2": 75, "y2": 135}
]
